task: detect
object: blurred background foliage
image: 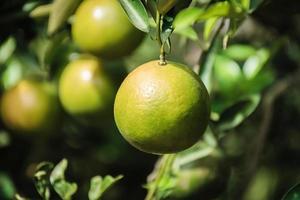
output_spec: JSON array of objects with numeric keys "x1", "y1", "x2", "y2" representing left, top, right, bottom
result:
[{"x1": 0, "y1": 0, "x2": 300, "y2": 199}]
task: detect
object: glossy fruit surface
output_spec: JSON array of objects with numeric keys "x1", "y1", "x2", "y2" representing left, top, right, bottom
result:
[
  {"x1": 72, "y1": 0, "x2": 144, "y2": 58},
  {"x1": 1, "y1": 79, "x2": 60, "y2": 134},
  {"x1": 59, "y1": 57, "x2": 115, "y2": 121},
  {"x1": 114, "y1": 60, "x2": 210, "y2": 154}
]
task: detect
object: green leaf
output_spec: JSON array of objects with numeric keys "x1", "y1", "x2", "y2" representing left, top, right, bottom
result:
[
  {"x1": 0, "y1": 131, "x2": 10, "y2": 148},
  {"x1": 88, "y1": 175, "x2": 123, "y2": 200},
  {"x1": 174, "y1": 26, "x2": 198, "y2": 41},
  {"x1": 14, "y1": 194, "x2": 30, "y2": 200},
  {"x1": 173, "y1": 7, "x2": 204, "y2": 30},
  {"x1": 119, "y1": 0, "x2": 150, "y2": 32},
  {"x1": 282, "y1": 183, "x2": 300, "y2": 200},
  {"x1": 0, "y1": 37, "x2": 16, "y2": 65},
  {"x1": 198, "y1": 1, "x2": 243, "y2": 20},
  {"x1": 240, "y1": 0, "x2": 250, "y2": 10},
  {"x1": 48, "y1": 0, "x2": 81, "y2": 35},
  {"x1": 203, "y1": 17, "x2": 219, "y2": 41},
  {"x1": 243, "y1": 48, "x2": 270, "y2": 79},
  {"x1": 34, "y1": 162, "x2": 54, "y2": 200},
  {"x1": 214, "y1": 54, "x2": 243, "y2": 92},
  {"x1": 1, "y1": 56, "x2": 27, "y2": 89},
  {"x1": 217, "y1": 94, "x2": 261, "y2": 131},
  {"x1": 0, "y1": 172, "x2": 15, "y2": 199},
  {"x1": 50, "y1": 159, "x2": 78, "y2": 200},
  {"x1": 223, "y1": 44, "x2": 256, "y2": 61}
]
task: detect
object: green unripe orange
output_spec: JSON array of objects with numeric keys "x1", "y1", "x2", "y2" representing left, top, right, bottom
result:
[
  {"x1": 1, "y1": 79, "x2": 61, "y2": 134},
  {"x1": 114, "y1": 60, "x2": 210, "y2": 154},
  {"x1": 72, "y1": 0, "x2": 144, "y2": 58},
  {"x1": 59, "y1": 57, "x2": 116, "y2": 122}
]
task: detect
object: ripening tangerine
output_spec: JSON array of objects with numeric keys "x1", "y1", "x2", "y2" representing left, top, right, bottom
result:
[
  {"x1": 72, "y1": 0, "x2": 144, "y2": 58},
  {"x1": 1, "y1": 79, "x2": 61, "y2": 134},
  {"x1": 114, "y1": 60, "x2": 210, "y2": 154}
]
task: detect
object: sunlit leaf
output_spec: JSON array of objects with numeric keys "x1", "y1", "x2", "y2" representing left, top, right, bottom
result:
[
  {"x1": 48, "y1": 0, "x2": 81, "y2": 35},
  {"x1": 240, "y1": 0, "x2": 250, "y2": 10},
  {"x1": 174, "y1": 26, "x2": 198, "y2": 41},
  {"x1": 14, "y1": 194, "x2": 30, "y2": 200},
  {"x1": 223, "y1": 44, "x2": 256, "y2": 61},
  {"x1": 214, "y1": 55, "x2": 243, "y2": 92},
  {"x1": 198, "y1": 1, "x2": 243, "y2": 20},
  {"x1": 173, "y1": 7, "x2": 204, "y2": 30},
  {"x1": 50, "y1": 159, "x2": 78, "y2": 200},
  {"x1": 1, "y1": 54, "x2": 37, "y2": 89},
  {"x1": 203, "y1": 17, "x2": 219, "y2": 42},
  {"x1": 0, "y1": 37, "x2": 16, "y2": 65},
  {"x1": 119, "y1": 0, "x2": 150, "y2": 32},
  {"x1": 243, "y1": 48, "x2": 270, "y2": 79},
  {"x1": 88, "y1": 175, "x2": 123, "y2": 200}
]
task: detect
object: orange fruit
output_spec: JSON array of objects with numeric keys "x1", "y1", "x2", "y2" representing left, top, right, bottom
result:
[
  {"x1": 58, "y1": 57, "x2": 116, "y2": 122},
  {"x1": 114, "y1": 60, "x2": 210, "y2": 154},
  {"x1": 72, "y1": 0, "x2": 144, "y2": 58},
  {"x1": 1, "y1": 79, "x2": 61, "y2": 134}
]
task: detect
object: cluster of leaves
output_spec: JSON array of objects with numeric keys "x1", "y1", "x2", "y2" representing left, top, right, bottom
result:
[
  {"x1": 209, "y1": 44, "x2": 274, "y2": 131},
  {"x1": 16, "y1": 159, "x2": 123, "y2": 200},
  {"x1": 119, "y1": 0, "x2": 265, "y2": 52}
]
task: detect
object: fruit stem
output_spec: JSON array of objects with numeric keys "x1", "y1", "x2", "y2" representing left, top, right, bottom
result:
[
  {"x1": 156, "y1": 11, "x2": 166, "y2": 65},
  {"x1": 145, "y1": 154, "x2": 176, "y2": 200}
]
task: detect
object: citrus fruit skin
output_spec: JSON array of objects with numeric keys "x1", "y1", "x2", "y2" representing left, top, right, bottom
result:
[
  {"x1": 72, "y1": 0, "x2": 144, "y2": 58},
  {"x1": 59, "y1": 57, "x2": 115, "y2": 122},
  {"x1": 1, "y1": 79, "x2": 60, "y2": 134},
  {"x1": 114, "y1": 60, "x2": 210, "y2": 154}
]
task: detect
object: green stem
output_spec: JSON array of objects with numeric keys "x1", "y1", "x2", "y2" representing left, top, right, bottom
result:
[
  {"x1": 145, "y1": 154, "x2": 176, "y2": 200},
  {"x1": 156, "y1": 11, "x2": 166, "y2": 65}
]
